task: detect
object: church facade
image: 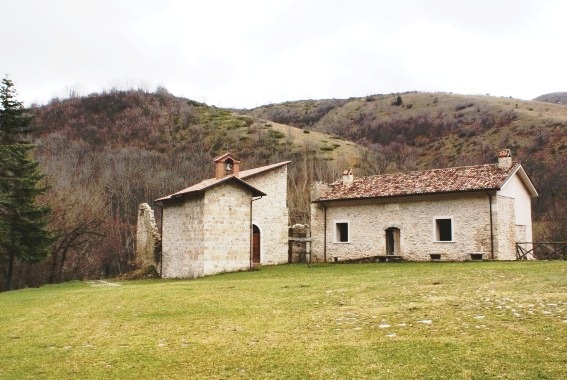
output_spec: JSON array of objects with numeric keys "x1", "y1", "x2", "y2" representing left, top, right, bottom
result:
[{"x1": 153, "y1": 153, "x2": 290, "y2": 278}]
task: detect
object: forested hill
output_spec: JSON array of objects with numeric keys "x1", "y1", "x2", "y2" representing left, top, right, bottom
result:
[
  {"x1": 247, "y1": 92, "x2": 567, "y2": 233},
  {"x1": 18, "y1": 89, "x2": 360, "y2": 288},
  {"x1": 7, "y1": 89, "x2": 565, "y2": 289},
  {"x1": 247, "y1": 92, "x2": 566, "y2": 169}
]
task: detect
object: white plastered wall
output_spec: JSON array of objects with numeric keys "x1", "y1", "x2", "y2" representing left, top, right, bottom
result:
[{"x1": 498, "y1": 171, "x2": 534, "y2": 243}]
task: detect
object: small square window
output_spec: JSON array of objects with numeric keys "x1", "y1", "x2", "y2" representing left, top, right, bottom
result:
[
  {"x1": 435, "y1": 218, "x2": 452, "y2": 241},
  {"x1": 335, "y1": 222, "x2": 349, "y2": 243}
]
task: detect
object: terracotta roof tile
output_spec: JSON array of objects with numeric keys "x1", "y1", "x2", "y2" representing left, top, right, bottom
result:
[
  {"x1": 155, "y1": 161, "x2": 289, "y2": 203},
  {"x1": 155, "y1": 175, "x2": 265, "y2": 202},
  {"x1": 315, "y1": 163, "x2": 520, "y2": 202}
]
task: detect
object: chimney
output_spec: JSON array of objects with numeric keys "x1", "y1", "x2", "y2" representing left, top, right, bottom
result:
[
  {"x1": 342, "y1": 168, "x2": 353, "y2": 185},
  {"x1": 497, "y1": 149, "x2": 512, "y2": 169}
]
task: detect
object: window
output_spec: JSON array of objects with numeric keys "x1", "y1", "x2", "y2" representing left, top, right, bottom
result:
[
  {"x1": 435, "y1": 218, "x2": 453, "y2": 242},
  {"x1": 335, "y1": 221, "x2": 350, "y2": 243}
]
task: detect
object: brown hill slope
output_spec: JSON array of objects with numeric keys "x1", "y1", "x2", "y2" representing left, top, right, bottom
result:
[
  {"x1": 249, "y1": 92, "x2": 566, "y2": 167},
  {"x1": 534, "y1": 92, "x2": 567, "y2": 105},
  {"x1": 248, "y1": 92, "x2": 566, "y2": 240}
]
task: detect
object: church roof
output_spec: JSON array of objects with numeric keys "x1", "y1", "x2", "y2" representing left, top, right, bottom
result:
[
  {"x1": 155, "y1": 175, "x2": 265, "y2": 203},
  {"x1": 314, "y1": 162, "x2": 537, "y2": 202},
  {"x1": 239, "y1": 161, "x2": 291, "y2": 179}
]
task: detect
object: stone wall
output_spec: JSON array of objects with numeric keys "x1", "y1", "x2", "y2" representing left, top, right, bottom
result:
[
  {"x1": 161, "y1": 182, "x2": 255, "y2": 278},
  {"x1": 311, "y1": 192, "x2": 494, "y2": 262},
  {"x1": 135, "y1": 203, "x2": 161, "y2": 270},
  {"x1": 244, "y1": 165, "x2": 289, "y2": 264},
  {"x1": 310, "y1": 201, "x2": 326, "y2": 262},
  {"x1": 161, "y1": 195, "x2": 205, "y2": 278},
  {"x1": 202, "y1": 182, "x2": 252, "y2": 275}
]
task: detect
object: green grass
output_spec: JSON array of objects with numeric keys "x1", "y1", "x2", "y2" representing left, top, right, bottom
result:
[{"x1": 1, "y1": 262, "x2": 566, "y2": 379}]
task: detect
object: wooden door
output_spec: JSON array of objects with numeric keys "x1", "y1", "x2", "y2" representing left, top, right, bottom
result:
[{"x1": 252, "y1": 225, "x2": 261, "y2": 263}]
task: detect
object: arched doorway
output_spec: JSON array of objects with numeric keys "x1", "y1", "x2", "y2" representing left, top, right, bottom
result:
[
  {"x1": 385, "y1": 227, "x2": 400, "y2": 256},
  {"x1": 252, "y1": 224, "x2": 261, "y2": 264}
]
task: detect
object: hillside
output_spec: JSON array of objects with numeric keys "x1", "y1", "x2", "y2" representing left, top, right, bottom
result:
[
  {"x1": 248, "y1": 92, "x2": 566, "y2": 230},
  {"x1": 35, "y1": 90, "x2": 361, "y2": 164},
  {"x1": 534, "y1": 92, "x2": 567, "y2": 105},
  {"x1": 248, "y1": 92, "x2": 566, "y2": 168},
  {"x1": 1, "y1": 90, "x2": 362, "y2": 290},
  {"x1": 2, "y1": 89, "x2": 565, "y2": 290}
]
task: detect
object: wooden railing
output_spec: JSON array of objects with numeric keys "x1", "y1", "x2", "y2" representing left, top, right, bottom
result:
[{"x1": 516, "y1": 242, "x2": 567, "y2": 260}]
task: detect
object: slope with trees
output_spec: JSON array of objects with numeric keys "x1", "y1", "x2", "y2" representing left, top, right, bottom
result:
[
  {"x1": 3, "y1": 86, "x2": 566, "y2": 290},
  {"x1": 249, "y1": 92, "x2": 566, "y2": 241},
  {"x1": 7, "y1": 89, "x2": 353, "y2": 289}
]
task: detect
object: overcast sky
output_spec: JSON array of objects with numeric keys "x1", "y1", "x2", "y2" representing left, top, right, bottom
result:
[{"x1": 2, "y1": 0, "x2": 566, "y2": 108}]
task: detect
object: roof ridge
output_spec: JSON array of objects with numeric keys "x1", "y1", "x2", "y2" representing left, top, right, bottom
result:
[
  {"x1": 355, "y1": 162, "x2": 518, "y2": 182},
  {"x1": 389, "y1": 162, "x2": 494, "y2": 174},
  {"x1": 239, "y1": 160, "x2": 291, "y2": 178}
]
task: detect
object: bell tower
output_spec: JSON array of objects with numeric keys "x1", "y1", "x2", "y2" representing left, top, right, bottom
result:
[{"x1": 214, "y1": 152, "x2": 240, "y2": 178}]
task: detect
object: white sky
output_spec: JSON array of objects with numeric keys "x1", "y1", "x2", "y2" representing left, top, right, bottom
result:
[{"x1": 2, "y1": 0, "x2": 566, "y2": 108}]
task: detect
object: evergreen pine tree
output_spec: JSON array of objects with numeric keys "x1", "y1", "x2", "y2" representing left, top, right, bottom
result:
[
  {"x1": 0, "y1": 77, "x2": 52, "y2": 291},
  {"x1": 0, "y1": 77, "x2": 32, "y2": 144}
]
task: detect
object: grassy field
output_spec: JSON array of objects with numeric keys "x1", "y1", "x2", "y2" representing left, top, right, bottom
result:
[{"x1": 1, "y1": 262, "x2": 566, "y2": 379}]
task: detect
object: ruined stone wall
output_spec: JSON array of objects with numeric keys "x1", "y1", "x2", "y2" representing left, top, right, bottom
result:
[
  {"x1": 244, "y1": 165, "x2": 289, "y2": 265},
  {"x1": 311, "y1": 192, "x2": 494, "y2": 262},
  {"x1": 161, "y1": 196, "x2": 205, "y2": 278},
  {"x1": 135, "y1": 203, "x2": 161, "y2": 270},
  {"x1": 202, "y1": 182, "x2": 252, "y2": 275}
]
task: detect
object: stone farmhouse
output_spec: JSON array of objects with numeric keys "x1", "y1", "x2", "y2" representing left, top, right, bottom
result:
[
  {"x1": 153, "y1": 153, "x2": 290, "y2": 278},
  {"x1": 310, "y1": 149, "x2": 538, "y2": 262}
]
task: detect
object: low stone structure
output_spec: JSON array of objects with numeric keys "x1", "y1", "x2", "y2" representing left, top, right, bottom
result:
[{"x1": 288, "y1": 224, "x2": 311, "y2": 263}]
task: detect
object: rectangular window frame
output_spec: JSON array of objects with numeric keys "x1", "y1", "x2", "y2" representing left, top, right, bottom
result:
[
  {"x1": 433, "y1": 216, "x2": 455, "y2": 242},
  {"x1": 334, "y1": 220, "x2": 350, "y2": 244}
]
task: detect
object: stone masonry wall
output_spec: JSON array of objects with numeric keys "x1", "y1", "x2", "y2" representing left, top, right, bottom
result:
[
  {"x1": 161, "y1": 196, "x2": 205, "y2": 278},
  {"x1": 244, "y1": 166, "x2": 289, "y2": 264},
  {"x1": 202, "y1": 182, "x2": 252, "y2": 275},
  {"x1": 310, "y1": 201, "x2": 326, "y2": 263},
  {"x1": 311, "y1": 192, "x2": 493, "y2": 261}
]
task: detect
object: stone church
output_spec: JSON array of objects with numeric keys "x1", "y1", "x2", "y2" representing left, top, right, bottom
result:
[{"x1": 147, "y1": 153, "x2": 290, "y2": 278}]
